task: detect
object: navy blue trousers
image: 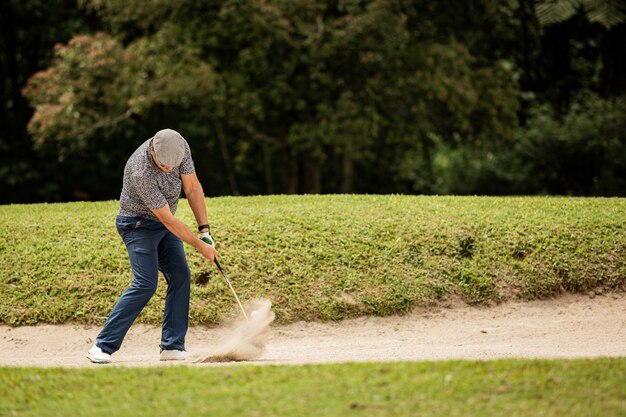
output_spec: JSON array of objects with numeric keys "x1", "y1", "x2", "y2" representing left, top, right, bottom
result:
[{"x1": 96, "y1": 216, "x2": 191, "y2": 354}]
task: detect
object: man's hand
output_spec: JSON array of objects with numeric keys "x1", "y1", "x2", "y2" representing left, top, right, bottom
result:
[
  {"x1": 198, "y1": 241, "x2": 217, "y2": 262},
  {"x1": 199, "y1": 230, "x2": 217, "y2": 262}
]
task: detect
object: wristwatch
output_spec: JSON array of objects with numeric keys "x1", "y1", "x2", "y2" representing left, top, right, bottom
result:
[{"x1": 198, "y1": 224, "x2": 210, "y2": 232}]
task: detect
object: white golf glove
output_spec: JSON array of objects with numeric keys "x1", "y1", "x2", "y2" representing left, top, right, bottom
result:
[{"x1": 200, "y1": 231, "x2": 215, "y2": 247}]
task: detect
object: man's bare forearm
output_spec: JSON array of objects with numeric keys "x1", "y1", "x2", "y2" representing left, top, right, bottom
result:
[
  {"x1": 156, "y1": 211, "x2": 216, "y2": 261},
  {"x1": 161, "y1": 214, "x2": 205, "y2": 251},
  {"x1": 187, "y1": 186, "x2": 208, "y2": 228}
]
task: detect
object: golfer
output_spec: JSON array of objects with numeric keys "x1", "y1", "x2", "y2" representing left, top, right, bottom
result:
[{"x1": 87, "y1": 128, "x2": 217, "y2": 364}]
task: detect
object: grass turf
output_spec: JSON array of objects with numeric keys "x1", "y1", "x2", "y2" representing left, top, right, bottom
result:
[
  {"x1": 1, "y1": 359, "x2": 624, "y2": 417},
  {"x1": 1, "y1": 195, "x2": 624, "y2": 326}
]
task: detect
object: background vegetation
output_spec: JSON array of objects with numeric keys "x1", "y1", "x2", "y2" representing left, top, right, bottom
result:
[
  {"x1": 1, "y1": 0, "x2": 625, "y2": 203},
  {"x1": 1, "y1": 195, "x2": 623, "y2": 326}
]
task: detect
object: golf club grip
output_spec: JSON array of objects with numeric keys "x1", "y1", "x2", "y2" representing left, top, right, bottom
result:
[
  {"x1": 214, "y1": 258, "x2": 222, "y2": 271},
  {"x1": 214, "y1": 259, "x2": 234, "y2": 288},
  {"x1": 214, "y1": 258, "x2": 227, "y2": 275}
]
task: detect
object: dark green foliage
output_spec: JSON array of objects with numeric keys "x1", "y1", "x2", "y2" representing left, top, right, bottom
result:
[
  {"x1": 1, "y1": 0, "x2": 626, "y2": 200},
  {"x1": 431, "y1": 93, "x2": 626, "y2": 196},
  {"x1": 509, "y1": 94, "x2": 626, "y2": 195}
]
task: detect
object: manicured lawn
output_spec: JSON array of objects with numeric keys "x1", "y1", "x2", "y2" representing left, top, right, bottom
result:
[{"x1": 1, "y1": 359, "x2": 624, "y2": 417}]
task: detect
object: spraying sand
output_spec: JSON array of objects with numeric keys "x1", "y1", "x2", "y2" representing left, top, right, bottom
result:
[{"x1": 194, "y1": 298, "x2": 275, "y2": 363}]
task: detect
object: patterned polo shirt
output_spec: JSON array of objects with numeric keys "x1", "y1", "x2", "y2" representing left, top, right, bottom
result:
[{"x1": 118, "y1": 137, "x2": 195, "y2": 221}]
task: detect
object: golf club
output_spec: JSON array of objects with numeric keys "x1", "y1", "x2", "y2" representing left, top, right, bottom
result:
[{"x1": 214, "y1": 258, "x2": 249, "y2": 321}]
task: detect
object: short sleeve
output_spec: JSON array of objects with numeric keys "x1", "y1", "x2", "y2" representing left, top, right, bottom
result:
[
  {"x1": 131, "y1": 175, "x2": 168, "y2": 211},
  {"x1": 179, "y1": 140, "x2": 195, "y2": 175}
]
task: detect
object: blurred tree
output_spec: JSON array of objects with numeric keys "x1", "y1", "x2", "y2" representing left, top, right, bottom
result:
[
  {"x1": 22, "y1": 26, "x2": 221, "y2": 196},
  {"x1": 21, "y1": 0, "x2": 521, "y2": 195},
  {"x1": 12, "y1": 0, "x2": 626, "y2": 199},
  {"x1": 24, "y1": 29, "x2": 217, "y2": 148}
]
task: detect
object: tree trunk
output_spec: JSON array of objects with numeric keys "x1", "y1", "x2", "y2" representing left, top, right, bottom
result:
[
  {"x1": 263, "y1": 142, "x2": 274, "y2": 195},
  {"x1": 215, "y1": 122, "x2": 240, "y2": 196},
  {"x1": 303, "y1": 159, "x2": 321, "y2": 194},
  {"x1": 542, "y1": 22, "x2": 572, "y2": 117},
  {"x1": 516, "y1": 0, "x2": 543, "y2": 123},
  {"x1": 287, "y1": 147, "x2": 299, "y2": 194},
  {"x1": 341, "y1": 143, "x2": 354, "y2": 193},
  {"x1": 600, "y1": 24, "x2": 626, "y2": 98},
  {"x1": 421, "y1": 138, "x2": 434, "y2": 194},
  {"x1": 1, "y1": 2, "x2": 21, "y2": 146}
]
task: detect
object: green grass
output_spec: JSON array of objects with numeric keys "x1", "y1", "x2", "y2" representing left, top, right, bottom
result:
[
  {"x1": 1, "y1": 359, "x2": 624, "y2": 417},
  {"x1": 0, "y1": 195, "x2": 624, "y2": 326}
]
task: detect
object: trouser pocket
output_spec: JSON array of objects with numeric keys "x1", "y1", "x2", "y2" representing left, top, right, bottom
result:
[{"x1": 116, "y1": 216, "x2": 144, "y2": 235}]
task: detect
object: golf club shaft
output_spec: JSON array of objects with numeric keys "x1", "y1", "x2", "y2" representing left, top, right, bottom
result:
[{"x1": 214, "y1": 259, "x2": 249, "y2": 321}]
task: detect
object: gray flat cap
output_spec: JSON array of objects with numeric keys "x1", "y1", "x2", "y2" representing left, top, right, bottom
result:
[{"x1": 153, "y1": 129, "x2": 185, "y2": 167}]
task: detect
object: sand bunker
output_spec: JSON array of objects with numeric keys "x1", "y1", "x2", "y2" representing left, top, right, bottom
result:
[
  {"x1": 195, "y1": 298, "x2": 275, "y2": 363},
  {"x1": 0, "y1": 293, "x2": 624, "y2": 367}
]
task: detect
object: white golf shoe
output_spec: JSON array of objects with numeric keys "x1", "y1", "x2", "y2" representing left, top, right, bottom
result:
[
  {"x1": 87, "y1": 345, "x2": 111, "y2": 364},
  {"x1": 160, "y1": 349, "x2": 191, "y2": 361}
]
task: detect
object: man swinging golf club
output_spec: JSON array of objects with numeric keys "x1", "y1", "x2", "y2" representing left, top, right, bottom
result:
[{"x1": 87, "y1": 128, "x2": 217, "y2": 364}]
